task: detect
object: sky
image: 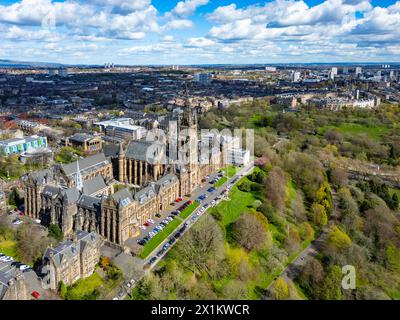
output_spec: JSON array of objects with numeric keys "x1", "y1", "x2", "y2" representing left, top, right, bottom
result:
[{"x1": 0, "y1": 0, "x2": 399, "y2": 65}]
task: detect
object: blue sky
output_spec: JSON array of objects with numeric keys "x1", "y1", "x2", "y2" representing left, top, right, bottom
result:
[{"x1": 0, "y1": 0, "x2": 399, "y2": 65}]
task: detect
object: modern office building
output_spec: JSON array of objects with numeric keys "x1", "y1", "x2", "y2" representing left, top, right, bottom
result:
[
  {"x1": 227, "y1": 148, "x2": 251, "y2": 166},
  {"x1": 0, "y1": 135, "x2": 48, "y2": 156},
  {"x1": 94, "y1": 118, "x2": 147, "y2": 142},
  {"x1": 63, "y1": 133, "x2": 102, "y2": 153}
]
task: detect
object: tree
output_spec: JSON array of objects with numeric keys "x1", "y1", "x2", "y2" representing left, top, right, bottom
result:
[
  {"x1": 48, "y1": 224, "x2": 63, "y2": 241},
  {"x1": 310, "y1": 203, "x2": 328, "y2": 227},
  {"x1": 8, "y1": 188, "x2": 23, "y2": 208},
  {"x1": 231, "y1": 213, "x2": 268, "y2": 251},
  {"x1": 271, "y1": 277, "x2": 289, "y2": 300},
  {"x1": 299, "y1": 222, "x2": 315, "y2": 241},
  {"x1": 386, "y1": 243, "x2": 400, "y2": 272},
  {"x1": 99, "y1": 256, "x2": 110, "y2": 269},
  {"x1": 264, "y1": 166, "x2": 287, "y2": 211},
  {"x1": 59, "y1": 281, "x2": 67, "y2": 299},
  {"x1": 176, "y1": 215, "x2": 225, "y2": 277},
  {"x1": 16, "y1": 223, "x2": 50, "y2": 265},
  {"x1": 329, "y1": 166, "x2": 348, "y2": 188},
  {"x1": 326, "y1": 226, "x2": 352, "y2": 251},
  {"x1": 297, "y1": 258, "x2": 325, "y2": 298},
  {"x1": 319, "y1": 266, "x2": 342, "y2": 300}
]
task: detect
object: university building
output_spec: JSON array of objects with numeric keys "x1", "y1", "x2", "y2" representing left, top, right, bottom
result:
[
  {"x1": 42, "y1": 230, "x2": 102, "y2": 287},
  {"x1": 22, "y1": 102, "x2": 243, "y2": 249}
]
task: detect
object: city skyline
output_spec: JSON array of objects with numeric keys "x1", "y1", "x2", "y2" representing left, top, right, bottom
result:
[{"x1": 0, "y1": 0, "x2": 400, "y2": 65}]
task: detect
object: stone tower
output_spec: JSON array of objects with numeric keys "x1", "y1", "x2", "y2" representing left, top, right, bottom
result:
[{"x1": 118, "y1": 143, "x2": 126, "y2": 183}]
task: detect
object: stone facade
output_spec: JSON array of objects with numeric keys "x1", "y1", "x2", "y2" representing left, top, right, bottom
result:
[
  {"x1": 22, "y1": 101, "x2": 228, "y2": 247},
  {"x1": 42, "y1": 230, "x2": 102, "y2": 287}
]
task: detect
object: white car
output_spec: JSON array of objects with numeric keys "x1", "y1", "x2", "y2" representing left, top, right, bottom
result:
[
  {"x1": 34, "y1": 219, "x2": 41, "y2": 224},
  {"x1": 148, "y1": 219, "x2": 155, "y2": 224},
  {"x1": 140, "y1": 225, "x2": 146, "y2": 230},
  {"x1": 113, "y1": 297, "x2": 119, "y2": 300}
]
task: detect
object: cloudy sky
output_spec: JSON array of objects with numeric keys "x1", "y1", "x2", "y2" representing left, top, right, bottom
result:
[{"x1": 0, "y1": 0, "x2": 399, "y2": 65}]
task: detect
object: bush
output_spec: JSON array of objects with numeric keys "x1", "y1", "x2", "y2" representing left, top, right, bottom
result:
[{"x1": 237, "y1": 181, "x2": 252, "y2": 192}]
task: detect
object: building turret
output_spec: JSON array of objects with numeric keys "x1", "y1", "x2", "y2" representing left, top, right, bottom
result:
[{"x1": 118, "y1": 143, "x2": 125, "y2": 182}]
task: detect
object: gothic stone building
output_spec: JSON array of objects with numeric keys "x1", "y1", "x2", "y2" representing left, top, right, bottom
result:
[
  {"x1": 22, "y1": 103, "x2": 230, "y2": 247},
  {"x1": 42, "y1": 230, "x2": 102, "y2": 287}
]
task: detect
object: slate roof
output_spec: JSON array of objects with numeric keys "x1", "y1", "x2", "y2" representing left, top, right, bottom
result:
[
  {"x1": 111, "y1": 189, "x2": 134, "y2": 208},
  {"x1": 78, "y1": 195, "x2": 102, "y2": 210},
  {"x1": 134, "y1": 184, "x2": 157, "y2": 204},
  {"x1": 125, "y1": 139, "x2": 165, "y2": 163},
  {"x1": 43, "y1": 231, "x2": 101, "y2": 267},
  {"x1": 69, "y1": 133, "x2": 98, "y2": 143},
  {"x1": 154, "y1": 173, "x2": 178, "y2": 192},
  {"x1": 103, "y1": 143, "x2": 120, "y2": 158},
  {"x1": 82, "y1": 175, "x2": 107, "y2": 196},
  {"x1": 61, "y1": 153, "x2": 109, "y2": 177}
]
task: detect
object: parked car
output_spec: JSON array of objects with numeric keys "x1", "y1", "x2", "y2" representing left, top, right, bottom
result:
[
  {"x1": 168, "y1": 237, "x2": 176, "y2": 245},
  {"x1": 149, "y1": 257, "x2": 157, "y2": 265},
  {"x1": 31, "y1": 291, "x2": 40, "y2": 299}
]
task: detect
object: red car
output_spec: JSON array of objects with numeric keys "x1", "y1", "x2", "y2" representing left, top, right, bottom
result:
[
  {"x1": 31, "y1": 291, "x2": 40, "y2": 299},
  {"x1": 175, "y1": 197, "x2": 183, "y2": 203}
]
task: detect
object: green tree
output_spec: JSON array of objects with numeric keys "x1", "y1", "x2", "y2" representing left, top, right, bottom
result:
[
  {"x1": 59, "y1": 281, "x2": 67, "y2": 299},
  {"x1": 310, "y1": 203, "x2": 328, "y2": 227},
  {"x1": 326, "y1": 226, "x2": 352, "y2": 250},
  {"x1": 48, "y1": 224, "x2": 63, "y2": 241},
  {"x1": 319, "y1": 266, "x2": 342, "y2": 300},
  {"x1": 271, "y1": 277, "x2": 289, "y2": 300},
  {"x1": 386, "y1": 243, "x2": 400, "y2": 272}
]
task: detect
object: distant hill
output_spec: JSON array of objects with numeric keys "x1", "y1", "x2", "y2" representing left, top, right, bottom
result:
[{"x1": 0, "y1": 59, "x2": 65, "y2": 68}]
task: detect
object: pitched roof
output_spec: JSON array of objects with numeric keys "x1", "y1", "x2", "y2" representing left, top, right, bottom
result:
[
  {"x1": 61, "y1": 153, "x2": 109, "y2": 177},
  {"x1": 82, "y1": 175, "x2": 107, "y2": 196},
  {"x1": 111, "y1": 189, "x2": 134, "y2": 208},
  {"x1": 125, "y1": 139, "x2": 165, "y2": 163}
]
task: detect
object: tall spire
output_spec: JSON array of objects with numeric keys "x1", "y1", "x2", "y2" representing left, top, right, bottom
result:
[
  {"x1": 182, "y1": 82, "x2": 194, "y2": 127},
  {"x1": 76, "y1": 160, "x2": 83, "y2": 192}
]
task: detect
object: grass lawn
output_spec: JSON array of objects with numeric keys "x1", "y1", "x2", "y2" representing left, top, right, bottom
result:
[
  {"x1": 320, "y1": 123, "x2": 389, "y2": 140},
  {"x1": 179, "y1": 202, "x2": 200, "y2": 220},
  {"x1": 0, "y1": 240, "x2": 18, "y2": 258},
  {"x1": 139, "y1": 218, "x2": 183, "y2": 259},
  {"x1": 225, "y1": 165, "x2": 238, "y2": 178},
  {"x1": 64, "y1": 271, "x2": 104, "y2": 300},
  {"x1": 215, "y1": 176, "x2": 227, "y2": 188},
  {"x1": 210, "y1": 179, "x2": 258, "y2": 227}
]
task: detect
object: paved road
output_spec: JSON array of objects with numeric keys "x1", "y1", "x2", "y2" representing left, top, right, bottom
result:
[
  {"x1": 265, "y1": 231, "x2": 327, "y2": 297},
  {"x1": 111, "y1": 163, "x2": 254, "y2": 300}
]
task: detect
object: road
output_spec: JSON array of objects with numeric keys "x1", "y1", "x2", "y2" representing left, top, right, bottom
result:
[
  {"x1": 265, "y1": 231, "x2": 327, "y2": 298},
  {"x1": 111, "y1": 163, "x2": 254, "y2": 300}
]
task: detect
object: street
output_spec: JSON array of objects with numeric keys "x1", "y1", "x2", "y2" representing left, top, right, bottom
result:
[{"x1": 110, "y1": 163, "x2": 254, "y2": 300}]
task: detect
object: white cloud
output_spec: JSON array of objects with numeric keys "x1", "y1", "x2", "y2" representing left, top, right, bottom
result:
[{"x1": 171, "y1": 0, "x2": 209, "y2": 17}]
